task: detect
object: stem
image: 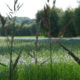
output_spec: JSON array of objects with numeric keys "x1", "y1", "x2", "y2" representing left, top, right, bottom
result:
[
  {"x1": 49, "y1": 36, "x2": 53, "y2": 80},
  {"x1": 35, "y1": 21, "x2": 41, "y2": 66},
  {"x1": 9, "y1": 36, "x2": 14, "y2": 80},
  {"x1": 9, "y1": 18, "x2": 15, "y2": 80}
]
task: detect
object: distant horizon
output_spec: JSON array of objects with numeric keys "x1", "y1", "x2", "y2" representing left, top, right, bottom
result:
[
  {"x1": 0, "y1": 0, "x2": 79, "y2": 19},
  {"x1": 0, "y1": 16, "x2": 35, "y2": 19}
]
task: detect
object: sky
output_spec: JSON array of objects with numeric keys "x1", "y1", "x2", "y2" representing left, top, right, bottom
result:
[{"x1": 0, "y1": 0, "x2": 79, "y2": 19}]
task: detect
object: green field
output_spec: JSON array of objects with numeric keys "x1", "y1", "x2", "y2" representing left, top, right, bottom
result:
[{"x1": 0, "y1": 39, "x2": 80, "y2": 80}]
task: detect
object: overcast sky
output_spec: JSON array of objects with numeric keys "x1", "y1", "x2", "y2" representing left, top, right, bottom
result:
[{"x1": 0, "y1": 0, "x2": 79, "y2": 19}]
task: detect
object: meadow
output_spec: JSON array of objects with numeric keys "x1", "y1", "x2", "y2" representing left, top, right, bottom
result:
[{"x1": 0, "y1": 38, "x2": 80, "y2": 80}]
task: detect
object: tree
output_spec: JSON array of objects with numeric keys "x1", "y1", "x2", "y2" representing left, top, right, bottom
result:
[
  {"x1": 60, "y1": 8, "x2": 76, "y2": 37},
  {"x1": 50, "y1": 8, "x2": 59, "y2": 37},
  {"x1": 73, "y1": 7, "x2": 80, "y2": 36},
  {"x1": 36, "y1": 8, "x2": 59, "y2": 37}
]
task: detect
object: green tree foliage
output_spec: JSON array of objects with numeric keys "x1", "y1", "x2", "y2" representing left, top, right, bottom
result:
[
  {"x1": 73, "y1": 7, "x2": 80, "y2": 35},
  {"x1": 54, "y1": 8, "x2": 64, "y2": 18},
  {"x1": 0, "y1": 16, "x2": 37, "y2": 36},
  {"x1": 50, "y1": 8, "x2": 59, "y2": 37},
  {"x1": 0, "y1": 22, "x2": 37, "y2": 36},
  {"x1": 36, "y1": 8, "x2": 59, "y2": 37},
  {"x1": 36, "y1": 10, "x2": 46, "y2": 35},
  {"x1": 17, "y1": 22, "x2": 37, "y2": 36},
  {"x1": 57, "y1": 9, "x2": 76, "y2": 37}
]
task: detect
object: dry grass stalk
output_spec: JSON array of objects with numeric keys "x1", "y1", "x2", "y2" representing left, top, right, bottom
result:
[
  {"x1": 38, "y1": 0, "x2": 72, "y2": 67},
  {"x1": 0, "y1": 62, "x2": 7, "y2": 67},
  {"x1": 49, "y1": 20, "x2": 72, "y2": 48},
  {"x1": 35, "y1": 21, "x2": 41, "y2": 51},
  {"x1": 27, "y1": 52, "x2": 34, "y2": 58},
  {"x1": 0, "y1": 14, "x2": 7, "y2": 36},
  {"x1": 34, "y1": 21, "x2": 41, "y2": 65},
  {"x1": 5, "y1": 0, "x2": 24, "y2": 80},
  {"x1": 59, "y1": 43, "x2": 80, "y2": 65},
  {"x1": 39, "y1": 57, "x2": 50, "y2": 66},
  {"x1": 13, "y1": 48, "x2": 23, "y2": 70},
  {"x1": 53, "y1": 0, "x2": 56, "y2": 8}
]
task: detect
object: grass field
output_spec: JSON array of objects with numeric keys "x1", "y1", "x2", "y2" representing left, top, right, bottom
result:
[{"x1": 0, "y1": 38, "x2": 80, "y2": 80}]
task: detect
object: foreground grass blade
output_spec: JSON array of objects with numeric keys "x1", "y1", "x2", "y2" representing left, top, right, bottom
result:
[
  {"x1": 0, "y1": 62, "x2": 7, "y2": 67},
  {"x1": 59, "y1": 43, "x2": 80, "y2": 65}
]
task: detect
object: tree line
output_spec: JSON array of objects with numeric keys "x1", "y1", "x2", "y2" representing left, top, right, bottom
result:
[
  {"x1": 0, "y1": 22, "x2": 37, "y2": 36},
  {"x1": 0, "y1": 17, "x2": 37, "y2": 36},
  {"x1": 36, "y1": 6, "x2": 80, "y2": 37},
  {"x1": 0, "y1": 7, "x2": 80, "y2": 37}
]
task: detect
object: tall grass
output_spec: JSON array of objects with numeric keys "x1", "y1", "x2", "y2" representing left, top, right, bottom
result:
[
  {"x1": 0, "y1": 0, "x2": 24, "y2": 80},
  {"x1": 0, "y1": 40, "x2": 80, "y2": 80},
  {"x1": 0, "y1": 60, "x2": 80, "y2": 80}
]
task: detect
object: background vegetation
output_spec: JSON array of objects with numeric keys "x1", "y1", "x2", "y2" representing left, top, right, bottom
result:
[{"x1": 0, "y1": 6, "x2": 80, "y2": 37}]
